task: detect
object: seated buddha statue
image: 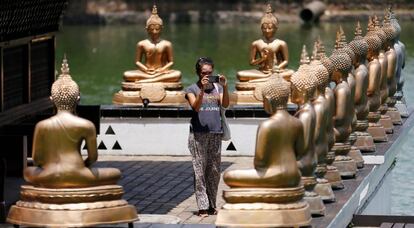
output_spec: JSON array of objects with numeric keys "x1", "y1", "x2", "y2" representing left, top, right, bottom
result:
[
  {"x1": 371, "y1": 15, "x2": 395, "y2": 134},
  {"x1": 349, "y1": 22, "x2": 370, "y2": 126},
  {"x1": 383, "y1": 13, "x2": 398, "y2": 102},
  {"x1": 382, "y1": 13, "x2": 402, "y2": 125},
  {"x1": 348, "y1": 21, "x2": 376, "y2": 152},
  {"x1": 123, "y1": 5, "x2": 181, "y2": 83},
  {"x1": 24, "y1": 58, "x2": 121, "y2": 188},
  {"x1": 329, "y1": 48, "x2": 358, "y2": 178},
  {"x1": 113, "y1": 5, "x2": 185, "y2": 105},
  {"x1": 365, "y1": 17, "x2": 388, "y2": 142},
  {"x1": 216, "y1": 76, "x2": 311, "y2": 227},
  {"x1": 331, "y1": 44, "x2": 354, "y2": 143},
  {"x1": 316, "y1": 39, "x2": 344, "y2": 189},
  {"x1": 233, "y1": 4, "x2": 294, "y2": 104},
  {"x1": 336, "y1": 26, "x2": 365, "y2": 169},
  {"x1": 309, "y1": 41, "x2": 335, "y2": 202},
  {"x1": 236, "y1": 4, "x2": 293, "y2": 83},
  {"x1": 389, "y1": 8, "x2": 408, "y2": 117},
  {"x1": 224, "y1": 76, "x2": 304, "y2": 188},
  {"x1": 291, "y1": 61, "x2": 325, "y2": 216},
  {"x1": 8, "y1": 57, "x2": 137, "y2": 227}
]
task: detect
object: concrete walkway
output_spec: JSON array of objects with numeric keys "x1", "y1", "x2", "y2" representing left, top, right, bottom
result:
[
  {"x1": 98, "y1": 155, "x2": 252, "y2": 225},
  {"x1": 3, "y1": 155, "x2": 253, "y2": 227}
]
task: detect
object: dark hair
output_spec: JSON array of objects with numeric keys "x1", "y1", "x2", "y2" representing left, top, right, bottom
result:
[{"x1": 195, "y1": 57, "x2": 214, "y2": 75}]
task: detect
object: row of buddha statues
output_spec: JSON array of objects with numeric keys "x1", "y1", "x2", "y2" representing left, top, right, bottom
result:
[
  {"x1": 113, "y1": 4, "x2": 297, "y2": 105},
  {"x1": 6, "y1": 4, "x2": 407, "y2": 228},
  {"x1": 112, "y1": 4, "x2": 408, "y2": 121},
  {"x1": 217, "y1": 6, "x2": 408, "y2": 227}
]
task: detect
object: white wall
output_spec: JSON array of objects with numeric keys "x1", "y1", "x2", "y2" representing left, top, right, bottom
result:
[{"x1": 92, "y1": 117, "x2": 264, "y2": 156}]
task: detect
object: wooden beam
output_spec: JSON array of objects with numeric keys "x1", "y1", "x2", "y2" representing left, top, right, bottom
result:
[{"x1": 0, "y1": 98, "x2": 52, "y2": 127}]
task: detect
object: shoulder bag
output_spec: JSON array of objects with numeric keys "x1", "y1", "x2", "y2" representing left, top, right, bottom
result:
[{"x1": 214, "y1": 83, "x2": 231, "y2": 141}]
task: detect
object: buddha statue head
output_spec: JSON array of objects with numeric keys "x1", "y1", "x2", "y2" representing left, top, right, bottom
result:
[
  {"x1": 313, "y1": 63, "x2": 330, "y2": 93},
  {"x1": 291, "y1": 66, "x2": 316, "y2": 105},
  {"x1": 349, "y1": 21, "x2": 369, "y2": 65},
  {"x1": 388, "y1": 7, "x2": 401, "y2": 39},
  {"x1": 329, "y1": 51, "x2": 352, "y2": 83},
  {"x1": 372, "y1": 15, "x2": 387, "y2": 50},
  {"x1": 315, "y1": 38, "x2": 334, "y2": 78},
  {"x1": 310, "y1": 43, "x2": 330, "y2": 92},
  {"x1": 365, "y1": 17, "x2": 382, "y2": 61},
  {"x1": 51, "y1": 56, "x2": 80, "y2": 112},
  {"x1": 261, "y1": 77, "x2": 290, "y2": 114},
  {"x1": 260, "y1": 4, "x2": 279, "y2": 39},
  {"x1": 382, "y1": 13, "x2": 397, "y2": 46},
  {"x1": 146, "y1": 5, "x2": 163, "y2": 39},
  {"x1": 333, "y1": 26, "x2": 356, "y2": 66}
]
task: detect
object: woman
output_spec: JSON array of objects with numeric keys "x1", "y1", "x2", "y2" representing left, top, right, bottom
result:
[{"x1": 184, "y1": 57, "x2": 229, "y2": 217}]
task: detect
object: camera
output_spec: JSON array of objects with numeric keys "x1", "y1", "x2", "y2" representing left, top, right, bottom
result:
[{"x1": 208, "y1": 75, "x2": 220, "y2": 83}]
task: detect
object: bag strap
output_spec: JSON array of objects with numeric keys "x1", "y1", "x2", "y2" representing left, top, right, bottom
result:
[{"x1": 213, "y1": 83, "x2": 222, "y2": 107}]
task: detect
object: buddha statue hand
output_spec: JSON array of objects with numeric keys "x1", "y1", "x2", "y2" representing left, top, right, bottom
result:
[
  {"x1": 272, "y1": 64, "x2": 281, "y2": 73},
  {"x1": 261, "y1": 49, "x2": 270, "y2": 61}
]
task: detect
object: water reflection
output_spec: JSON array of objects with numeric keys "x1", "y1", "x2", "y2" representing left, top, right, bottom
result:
[{"x1": 56, "y1": 21, "x2": 414, "y2": 214}]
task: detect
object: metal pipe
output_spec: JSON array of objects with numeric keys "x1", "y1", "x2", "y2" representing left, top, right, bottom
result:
[{"x1": 300, "y1": 1, "x2": 326, "y2": 23}]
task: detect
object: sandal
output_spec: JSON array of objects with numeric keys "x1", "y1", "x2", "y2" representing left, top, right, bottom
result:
[
  {"x1": 208, "y1": 207, "x2": 218, "y2": 215},
  {"x1": 197, "y1": 210, "x2": 209, "y2": 218}
]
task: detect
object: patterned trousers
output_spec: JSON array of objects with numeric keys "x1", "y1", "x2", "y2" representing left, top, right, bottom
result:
[{"x1": 188, "y1": 132, "x2": 222, "y2": 210}]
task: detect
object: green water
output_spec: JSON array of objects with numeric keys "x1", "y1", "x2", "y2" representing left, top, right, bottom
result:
[
  {"x1": 56, "y1": 22, "x2": 414, "y2": 214},
  {"x1": 56, "y1": 22, "x2": 391, "y2": 105}
]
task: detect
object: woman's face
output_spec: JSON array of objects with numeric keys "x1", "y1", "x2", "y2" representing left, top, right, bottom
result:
[{"x1": 198, "y1": 64, "x2": 213, "y2": 80}]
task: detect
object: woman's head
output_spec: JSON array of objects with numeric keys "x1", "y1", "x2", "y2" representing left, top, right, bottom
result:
[{"x1": 195, "y1": 57, "x2": 214, "y2": 78}]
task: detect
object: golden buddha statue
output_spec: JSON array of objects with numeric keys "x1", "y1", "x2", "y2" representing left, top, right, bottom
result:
[
  {"x1": 372, "y1": 15, "x2": 394, "y2": 134},
  {"x1": 7, "y1": 57, "x2": 138, "y2": 227},
  {"x1": 216, "y1": 77, "x2": 311, "y2": 227},
  {"x1": 310, "y1": 41, "x2": 335, "y2": 202},
  {"x1": 329, "y1": 39, "x2": 358, "y2": 178},
  {"x1": 291, "y1": 59, "x2": 325, "y2": 216},
  {"x1": 349, "y1": 21, "x2": 376, "y2": 152},
  {"x1": 316, "y1": 39, "x2": 344, "y2": 189},
  {"x1": 382, "y1": 12, "x2": 403, "y2": 125},
  {"x1": 336, "y1": 26, "x2": 365, "y2": 169},
  {"x1": 25, "y1": 59, "x2": 121, "y2": 188},
  {"x1": 232, "y1": 4, "x2": 294, "y2": 105},
  {"x1": 365, "y1": 17, "x2": 388, "y2": 142},
  {"x1": 113, "y1": 5, "x2": 186, "y2": 105},
  {"x1": 389, "y1": 8, "x2": 408, "y2": 117}
]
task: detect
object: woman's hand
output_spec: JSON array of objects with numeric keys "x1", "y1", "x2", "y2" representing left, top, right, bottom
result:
[
  {"x1": 201, "y1": 75, "x2": 209, "y2": 90},
  {"x1": 218, "y1": 74, "x2": 227, "y2": 87}
]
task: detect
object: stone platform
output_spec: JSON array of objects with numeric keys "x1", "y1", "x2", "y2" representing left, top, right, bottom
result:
[{"x1": 1, "y1": 109, "x2": 412, "y2": 228}]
